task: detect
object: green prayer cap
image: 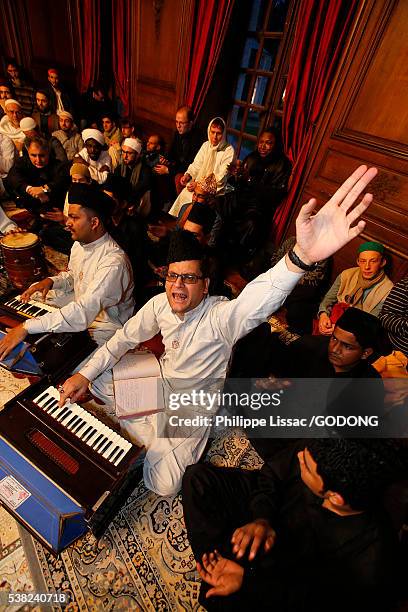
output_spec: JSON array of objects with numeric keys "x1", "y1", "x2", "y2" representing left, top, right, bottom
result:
[{"x1": 357, "y1": 241, "x2": 384, "y2": 255}]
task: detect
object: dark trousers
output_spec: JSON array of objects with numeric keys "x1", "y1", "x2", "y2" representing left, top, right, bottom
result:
[{"x1": 182, "y1": 464, "x2": 262, "y2": 610}]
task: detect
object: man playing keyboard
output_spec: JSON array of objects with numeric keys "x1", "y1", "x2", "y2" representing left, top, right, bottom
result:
[
  {"x1": 56, "y1": 166, "x2": 378, "y2": 498},
  {"x1": 0, "y1": 183, "x2": 134, "y2": 403}
]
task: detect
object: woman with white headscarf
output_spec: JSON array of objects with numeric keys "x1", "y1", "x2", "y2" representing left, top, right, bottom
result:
[{"x1": 169, "y1": 117, "x2": 234, "y2": 216}]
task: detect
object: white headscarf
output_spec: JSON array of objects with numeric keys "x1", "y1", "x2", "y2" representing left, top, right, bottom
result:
[{"x1": 197, "y1": 117, "x2": 228, "y2": 181}]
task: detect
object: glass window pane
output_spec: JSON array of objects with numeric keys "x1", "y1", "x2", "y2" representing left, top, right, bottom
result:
[
  {"x1": 227, "y1": 132, "x2": 239, "y2": 154},
  {"x1": 245, "y1": 109, "x2": 262, "y2": 136},
  {"x1": 259, "y1": 39, "x2": 280, "y2": 71},
  {"x1": 240, "y1": 138, "x2": 256, "y2": 160},
  {"x1": 230, "y1": 105, "x2": 246, "y2": 132},
  {"x1": 234, "y1": 72, "x2": 253, "y2": 103},
  {"x1": 241, "y1": 36, "x2": 260, "y2": 69},
  {"x1": 249, "y1": 0, "x2": 268, "y2": 31},
  {"x1": 267, "y1": 0, "x2": 290, "y2": 32},
  {"x1": 251, "y1": 76, "x2": 269, "y2": 106}
]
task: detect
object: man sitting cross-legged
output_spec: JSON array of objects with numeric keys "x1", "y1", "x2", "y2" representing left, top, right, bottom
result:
[
  {"x1": 318, "y1": 240, "x2": 393, "y2": 335},
  {"x1": 182, "y1": 439, "x2": 406, "y2": 611},
  {"x1": 54, "y1": 165, "x2": 380, "y2": 497},
  {"x1": 0, "y1": 183, "x2": 134, "y2": 404}
]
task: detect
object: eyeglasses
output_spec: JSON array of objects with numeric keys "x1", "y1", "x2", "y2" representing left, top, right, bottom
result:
[{"x1": 165, "y1": 272, "x2": 204, "y2": 284}]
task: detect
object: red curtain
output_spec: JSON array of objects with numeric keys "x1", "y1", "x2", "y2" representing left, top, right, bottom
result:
[
  {"x1": 274, "y1": 0, "x2": 358, "y2": 243},
  {"x1": 76, "y1": 0, "x2": 101, "y2": 93},
  {"x1": 186, "y1": 0, "x2": 235, "y2": 116},
  {"x1": 112, "y1": 0, "x2": 131, "y2": 116}
]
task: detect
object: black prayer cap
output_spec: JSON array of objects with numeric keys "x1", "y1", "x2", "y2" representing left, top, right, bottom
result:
[
  {"x1": 335, "y1": 307, "x2": 381, "y2": 349},
  {"x1": 167, "y1": 228, "x2": 204, "y2": 265},
  {"x1": 68, "y1": 183, "x2": 115, "y2": 225},
  {"x1": 187, "y1": 202, "x2": 216, "y2": 235}
]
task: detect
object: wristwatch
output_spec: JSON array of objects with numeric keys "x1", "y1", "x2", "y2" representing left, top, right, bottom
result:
[{"x1": 287, "y1": 248, "x2": 318, "y2": 272}]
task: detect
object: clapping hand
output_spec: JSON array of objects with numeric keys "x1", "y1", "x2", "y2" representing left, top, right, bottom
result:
[{"x1": 197, "y1": 551, "x2": 244, "y2": 599}]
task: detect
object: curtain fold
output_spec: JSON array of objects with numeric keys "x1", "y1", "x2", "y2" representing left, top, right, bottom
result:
[
  {"x1": 112, "y1": 0, "x2": 130, "y2": 116},
  {"x1": 77, "y1": 0, "x2": 101, "y2": 93},
  {"x1": 185, "y1": 0, "x2": 235, "y2": 117},
  {"x1": 274, "y1": 0, "x2": 358, "y2": 243}
]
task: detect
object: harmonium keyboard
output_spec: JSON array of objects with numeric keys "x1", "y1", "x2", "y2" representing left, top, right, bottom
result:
[
  {"x1": 0, "y1": 293, "x2": 97, "y2": 381},
  {"x1": 0, "y1": 382, "x2": 143, "y2": 553}
]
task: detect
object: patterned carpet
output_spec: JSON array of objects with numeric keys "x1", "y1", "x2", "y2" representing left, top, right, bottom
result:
[{"x1": 0, "y1": 359, "x2": 262, "y2": 611}]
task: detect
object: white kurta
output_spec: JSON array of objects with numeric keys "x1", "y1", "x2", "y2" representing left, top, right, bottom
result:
[
  {"x1": 79, "y1": 256, "x2": 303, "y2": 496},
  {"x1": 24, "y1": 232, "x2": 134, "y2": 344},
  {"x1": 77, "y1": 148, "x2": 112, "y2": 184},
  {"x1": 169, "y1": 141, "x2": 235, "y2": 216},
  {"x1": 0, "y1": 205, "x2": 17, "y2": 233}
]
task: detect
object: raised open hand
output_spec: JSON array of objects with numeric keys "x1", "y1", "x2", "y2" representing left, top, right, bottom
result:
[{"x1": 294, "y1": 165, "x2": 378, "y2": 265}]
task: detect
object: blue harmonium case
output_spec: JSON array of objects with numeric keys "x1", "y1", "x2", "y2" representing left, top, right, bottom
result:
[{"x1": 0, "y1": 437, "x2": 87, "y2": 553}]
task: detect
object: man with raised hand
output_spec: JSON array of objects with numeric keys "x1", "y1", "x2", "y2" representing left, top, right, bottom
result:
[{"x1": 57, "y1": 165, "x2": 378, "y2": 497}]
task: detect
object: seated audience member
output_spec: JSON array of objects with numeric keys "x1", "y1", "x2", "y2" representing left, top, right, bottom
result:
[
  {"x1": 0, "y1": 81, "x2": 14, "y2": 118},
  {"x1": 74, "y1": 128, "x2": 112, "y2": 184},
  {"x1": 5, "y1": 136, "x2": 70, "y2": 251},
  {"x1": 119, "y1": 117, "x2": 135, "y2": 139},
  {"x1": 144, "y1": 133, "x2": 166, "y2": 169},
  {"x1": 20, "y1": 117, "x2": 67, "y2": 163},
  {"x1": 52, "y1": 111, "x2": 84, "y2": 160},
  {"x1": 102, "y1": 113, "x2": 122, "y2": 169},
  {"x1": 144, "y1": 133, "x2": 175, "y2": 216},
  {"x1": 0, "y1": 133, "x2": 16, "y2": 194},
  {"x1": 169, "y1": 117, "x2": 234, "y2": 217},
  {"x1": 55, "y1": 165, "x2": 379, "y2": 496},
  {"x1": 0, "y1": 99, "x2": 25, "y2": 152},
  {"x1": 32, "y1": 89, "x2": 59, "y2": 137},
  {"x1": 270, "y1": 236, "x2": 331, "y2": 334},
  {"x1": 318, "y1": 241, "x2": 393, "y2": 335},
  {"x1": 223, "y1": 128, "x2": 292, "y2": 264},
  {"x1": 183, "y1": 201, "x2": 217, "y2": 246},
  {"x1": 182, "y1": 438, "x2": 406, "y2": 611},
  {"x1": 112, "y1": 138, "x2": 151, "y2": 211},
  {"x1": 80, "y1": 81, "x2": 115, "y2": 128},
  {"x1": 5, "y1": 135, "x2": 69, "y2": 210},
  {"x1": 379, "y1": 277, "x2": 408, "y2": 357},
  {"x1": 0, "y1": 183, "x2": 134, "y2": 403},
  {"x1": 46, "y1": 67, "x2": 74, "y2": 114},
  {"x1": 6, "y1": 60, "x2": 34, "y2": 115},
  {"x1": 158, "y1": 106, "x2": 203, "y2": 193},
  {"x1": 102, "y1": 113, "x2": 122, "y2": 147},
  {"x1": 148, "y1": 174, "x2": 218, "y2": 242}
]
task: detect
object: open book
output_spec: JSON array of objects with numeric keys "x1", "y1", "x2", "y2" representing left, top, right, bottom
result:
[{"x1": 113, "y1": 350, "x2": 164, "y2": 419}]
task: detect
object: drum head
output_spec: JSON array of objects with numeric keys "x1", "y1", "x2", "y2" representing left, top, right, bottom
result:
[{"x1": 1, "y1": 232, "x2": 39, "y2": 248}]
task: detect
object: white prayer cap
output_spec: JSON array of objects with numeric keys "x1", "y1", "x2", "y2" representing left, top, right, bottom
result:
[
  {"x1": 4, "y1": 98, "x2": 21, "y2": 109},
  {"x1": 20, "y1": 117, "x2": 37, "y2": 131},
  {"x1": 57, "y1": 110, "x2": 74, "y2": 120},
  {"x1": 82, "y1": 128, "x2": 105, "y2": 146},
  {"x1": 122, "y1": 138, "x2": 142, "y2": 153}
]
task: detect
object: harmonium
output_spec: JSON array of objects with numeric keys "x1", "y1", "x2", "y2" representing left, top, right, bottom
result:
[
  {"x1": 0, "y1": 382, "x2": 143, "y2": 553},
  {"x1": 0, "y1": 292, "x2": 97, "y2": 380},
  {"x1": 0, "y1": 294, "x2": 143, "y2": 553}
]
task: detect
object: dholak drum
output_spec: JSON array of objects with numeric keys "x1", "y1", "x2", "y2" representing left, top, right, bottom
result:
[{"x1": 1, "y1": 232, "x2": 48, "y2": 290}]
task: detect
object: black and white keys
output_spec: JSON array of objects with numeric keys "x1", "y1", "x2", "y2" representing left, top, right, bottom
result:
[
  {"x1": 33, "y1": 386, "x2": 132, "y2": 467},
  {"x1": 4, "y1": 296, "x2": 56, "y2": 318}
]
